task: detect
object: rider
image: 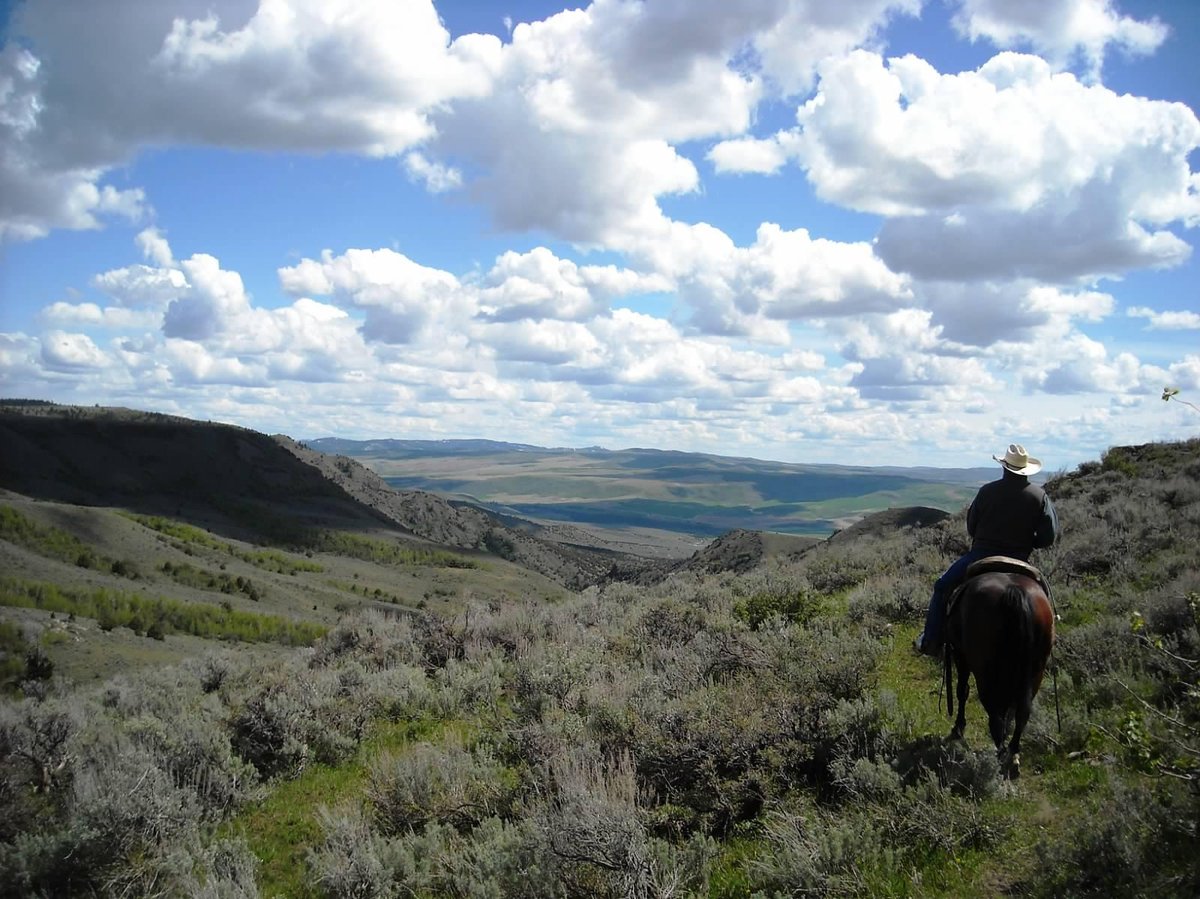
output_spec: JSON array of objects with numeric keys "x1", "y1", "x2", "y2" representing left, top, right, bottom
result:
[{"x1": 914, "y1": 443, "x2": 1060, "y2": 656}]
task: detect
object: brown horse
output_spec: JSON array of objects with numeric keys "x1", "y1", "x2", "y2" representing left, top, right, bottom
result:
[{"x1": 944, "y1": 568, "x2": 1055, "y2": 778}]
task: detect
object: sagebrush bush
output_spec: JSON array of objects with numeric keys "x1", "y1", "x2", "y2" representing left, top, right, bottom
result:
[
  {"x1": 309, "y1": 804, "x2": 395, "y2": 899},
  {"x1": 748, "y1": 806, "x2": 891, "y2": 897},
  {"x1": 1027, "y1": 776, "x2": 1200, "y2": 898},
  {"x1": 368, "y1": 734, "x2": 516, "y2": 836},
  {"x1": 528, "y1": 747, "x2": 714, "y2": 899},
  {"x1": 230, "y1": 663, "x2": 372, "y2": 778}
]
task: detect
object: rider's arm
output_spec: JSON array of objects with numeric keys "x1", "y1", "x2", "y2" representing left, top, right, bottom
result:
[{"x1": 1032, "y1": 493, "x2": 1059, "y2": 548}]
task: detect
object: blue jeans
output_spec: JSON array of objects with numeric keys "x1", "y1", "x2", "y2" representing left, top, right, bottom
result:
[{"x1": 922, "y1": 548, "x2": 989, "y2": 645}]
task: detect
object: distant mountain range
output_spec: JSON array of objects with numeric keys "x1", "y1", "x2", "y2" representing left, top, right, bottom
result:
[{"x1": 308, "y1": 437, "x2": 993, "y2": 537}]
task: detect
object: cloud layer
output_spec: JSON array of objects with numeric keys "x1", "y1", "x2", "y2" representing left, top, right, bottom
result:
[{"x1": 2, "y1": 0, "x2": 1197, "y2": 466}]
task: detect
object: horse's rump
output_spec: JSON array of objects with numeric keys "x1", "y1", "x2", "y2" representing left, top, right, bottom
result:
[{"x1": 944, "y1": 571, "x2": 1055, "y2": 767}]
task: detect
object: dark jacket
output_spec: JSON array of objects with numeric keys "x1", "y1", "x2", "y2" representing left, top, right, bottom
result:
[{"x1": 967, "y1": 470, "x2": 1059, "y2": 560}]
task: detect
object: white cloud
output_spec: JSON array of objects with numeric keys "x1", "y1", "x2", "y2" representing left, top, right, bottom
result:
[
  {"x1": 403, "y1": 151, "x2": 462, "y2": 193},
  {"x1": 796, "y1": 51, "x2": 1197, "y2": 281},
  {"x1": 425, "y1": 1, "x2": 762, "y2": 243},
  {"x1": 92, "y1": 264, "x2": 189, "y2": 308},
  {"x1": 163, "y1": 254, "x2": 254, "y2": 340},
  {"x1": 708, "y1": 136, "x2": 789, "y2": 175},
  {"x1": 1024, "y1": 333, "x2": 1169, "y2": 395},
  {"x1": 950, "y1": 0, "x2": 1168, "y2": 81},
  {"x1": 1167, "y1": 356, "x2": 1200, "y2": 390},
  {"x1": 0, "y1": 0, "x2": 501, "y2": 241},
  {"x1": 752, "y1": 0, "x2": 922, "y2": 95},
  {"x1": 39, "y1": 330, "x2": 109, "y2": 370},
  {"x1": 163, "y1": 338, "x2": 268, "y2": 386},
  {"x1": 645, "y1": 221, "x2": 911, "y2": 338},
  {"x1": 478, "y1": 247, "x2": 669, "y2": 322},
  {"x1": 277, "y1": 247, "x2": 472, "y2": 344},
  {"x1": 40, "y1": 302, "x2": 160, "y2": 330},
  {"x1": 136, "y1": 227, "x2": 175, "y2": 267},
  {"x1": 1127, "y1": 306, "x2": 1200, "y2": 330}
]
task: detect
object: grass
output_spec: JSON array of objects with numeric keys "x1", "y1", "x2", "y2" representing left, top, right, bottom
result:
[
  {"x1": 868, "y1": 622, "x2": 1121, "y2": 897},
  {"x1": 0, "y1": 577, "x2": 327, "y2": 647},
  {"x1": 225, "y1": 716, "x2": 443, "y2": 898},
  {"x1": 311, "y1": 530, "x2": 481, "y2": 570},
  {"x1": 0, "y1": 504, "x2": 133, "y2": 576}
]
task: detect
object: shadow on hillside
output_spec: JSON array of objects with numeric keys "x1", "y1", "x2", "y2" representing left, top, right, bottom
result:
[{"x1": 0, "y1": 410, "x2": 392, "y2": 546}]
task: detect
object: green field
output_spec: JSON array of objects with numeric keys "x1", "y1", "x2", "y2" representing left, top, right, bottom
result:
[{"x1": 314, "y1": 439, "x2": 988, "y2": 536}]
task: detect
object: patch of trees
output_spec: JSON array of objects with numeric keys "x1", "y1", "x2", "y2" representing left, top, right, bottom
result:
[{"x1": 0, "y1": 578, "x2": 326, "y2": 646}]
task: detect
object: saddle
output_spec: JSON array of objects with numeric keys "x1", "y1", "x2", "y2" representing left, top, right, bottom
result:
[{"x1": 945, "y1": 555, "x2": 1051, "y2": 618}]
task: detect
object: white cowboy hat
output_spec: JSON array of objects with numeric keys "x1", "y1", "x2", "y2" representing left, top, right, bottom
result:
[{"x1": 994, "y1": 443, "x2": 1042, "y2": 476}]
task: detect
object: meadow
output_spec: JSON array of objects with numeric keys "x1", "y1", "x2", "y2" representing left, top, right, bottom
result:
[{"x1": 0, "y1": 438, "x2": 1197, "y2": 897}]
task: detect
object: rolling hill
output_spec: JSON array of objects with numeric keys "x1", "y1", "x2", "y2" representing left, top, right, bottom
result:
[
  {"x1": 0, "y1": 398, "x2": 1196, "y2": 897},
  {"x1": 307, "y1": 437, "x2": 992, "y2": 537}
]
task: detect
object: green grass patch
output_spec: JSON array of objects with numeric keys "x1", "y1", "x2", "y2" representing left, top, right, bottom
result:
[
  {"x1": 160, "y1": 561, "x2": 265, "y2": 601},
  {"x1": 240, "y1": 548, "x2": 324, "y2": 575},
  {"x1": 313, "y1": 531, "x2": 479, "y2": 570},
  {"x1": 127, "y1": 512, "x2": 326, "y2": 575},
  {"x1": 0, "y1": 577, "x2": 326, "y2": 647},
  {"x1": 225, "y1": 716, "x2": 441, "y2": 898},
  {"x1": 0, "y1": 619, "x2": 31, "y2": 694},
  {"x1": 123, "y1": 512, "x2": 227, "y2": 550},
  {"x1": 0, "y1": 504, "x2": 140, "y2": 578}
]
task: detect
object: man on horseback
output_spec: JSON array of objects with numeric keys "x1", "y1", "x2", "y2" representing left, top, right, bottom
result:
[{"x1": 914, "y1": 443, "x2": 1059, "y2": 656}]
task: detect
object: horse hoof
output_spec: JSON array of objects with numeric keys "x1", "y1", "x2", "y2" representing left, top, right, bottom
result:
[
  {"x1": 949, "y1": 726, "x2": 964, "y2": 741},
  {"x1": 1009, "y1": 753, "x2": 1021, "y2": 779}
]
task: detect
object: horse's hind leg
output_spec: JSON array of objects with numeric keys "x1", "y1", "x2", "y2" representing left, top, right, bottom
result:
[
  {"x1": 950, "y1": 657, "x2": 969, "y2": 740},
  {"x1": 1005, "y1": 691, "x2": 1034, "y2": 779}
]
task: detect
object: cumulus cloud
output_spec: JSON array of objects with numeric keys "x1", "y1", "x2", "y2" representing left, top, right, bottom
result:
[
  {"x1": 950, "y1": 0, "x2": 1168, "y2": 81},
  {"x1": 278, "y1": 247, "x2": 472, "y2": 344},
  {"x1": 163, "y1": 254, "x2": 254, "y2": 340},
  {"x1": 403, "y1": 151, "x2": 463, "y2": 193},
  {"x1": 639, "y1": 221, "x2": 911, "y2": 339},
  {"x1": 136, "y1": 227, "x2": 175, "y2": 267},
  {"x1": 40, "y1": 330, "x2": 109, "y2": 370},
  {"x1": 751, "y1": 0, "x2": 922, "y2": 95},
  {"x1": 1127, "y1": 306, "x2": 1200, "y2": 330},
  {"x1": 40, "y1": 302, "x2": 161, "y2": 330},
  {"x1": 1033, "y1": 335, "x2": 1168, "y2": 395},
  {"x1": 92, "y1": 265, "x2": 189, "y2": 308},
  {"x1": 478, "y1": 247, "x2": 670, "y2": 322},
  {"x1": 0, "y1": 0, "x2": 500, "y2": 241},
  {"x1": 742, "y1": 50, "x2": 1200, "y2": 282},
  {"x1": 424, "y1": 1, "x2": 762, "y2": 243},
  {"x1": 1167, "y1": 356, "x2": 1200, "y2": 390}
]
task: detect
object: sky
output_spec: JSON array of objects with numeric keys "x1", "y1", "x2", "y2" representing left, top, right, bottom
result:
[{"x1": 0, "y1": 0, "x2": 1198, "y2": 471}]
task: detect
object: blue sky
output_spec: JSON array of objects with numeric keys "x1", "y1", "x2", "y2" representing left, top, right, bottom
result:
[{"x1": 1, "y1": 0, "x2": 1198, "y2": 470}]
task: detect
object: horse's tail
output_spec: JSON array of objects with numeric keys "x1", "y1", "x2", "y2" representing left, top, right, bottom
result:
[
  {"x1": 943, "y1": 636, "x2": 955, "y2": 719},
  {"x1": 1000, "y1": 583, "x2": 1034, "y2": 709}
]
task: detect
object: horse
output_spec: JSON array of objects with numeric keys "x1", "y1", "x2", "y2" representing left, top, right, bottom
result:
[{"x1": 943, "y1": 563, "x2": 1055, "y2": 778}]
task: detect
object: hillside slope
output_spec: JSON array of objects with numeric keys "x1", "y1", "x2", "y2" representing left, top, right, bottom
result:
[
  {"x1": 0, "y1": 435, "x2": 1197, "y2": 897},
  {"x1": 0, "y1": 403, "x2": 635, "y2": 588}
]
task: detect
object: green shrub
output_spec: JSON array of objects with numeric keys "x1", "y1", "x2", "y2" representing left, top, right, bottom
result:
[
  {"x1": 1028, "y1": 777, "x2": 1199, "y2": 898},
  {"x1": 308, "y1": 805, "x2": 395, "y2": 899},
  {"x1": 367, "y1": 735, "x2": 516, "y2": 836},
  {"x1": 0, "y1": 577, "x2": 326, "y2": 647}
]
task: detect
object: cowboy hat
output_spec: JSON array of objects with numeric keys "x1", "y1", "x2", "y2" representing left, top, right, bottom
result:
[{"x1": 994, "y1": 443, "x2": 1042, "y2": 476}]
